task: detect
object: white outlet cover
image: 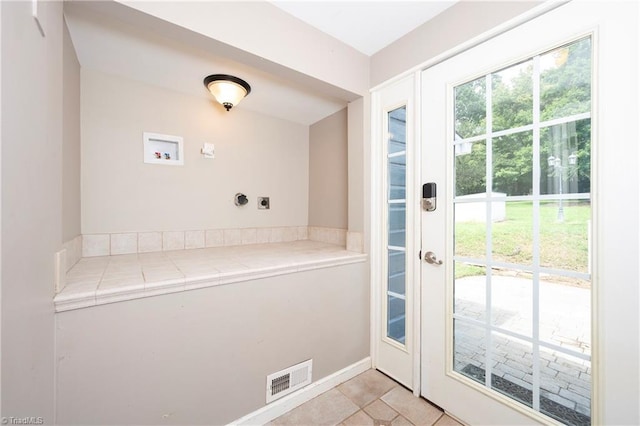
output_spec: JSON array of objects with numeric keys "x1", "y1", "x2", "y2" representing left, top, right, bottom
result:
[{"x1": 202, "y1": 143, "x2": 215, "y2": 159}]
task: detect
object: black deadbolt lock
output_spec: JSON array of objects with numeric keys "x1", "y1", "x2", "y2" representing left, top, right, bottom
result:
[{"x1": 422, "y1": 183, "x2": 437, "y2": 211}]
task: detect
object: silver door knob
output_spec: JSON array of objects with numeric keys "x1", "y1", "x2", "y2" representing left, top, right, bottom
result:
[{"x1": 424, "y1": 251, "x2": 443, "y2": 265}]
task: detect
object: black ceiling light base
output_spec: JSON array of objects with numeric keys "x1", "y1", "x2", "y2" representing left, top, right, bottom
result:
[
  {"x1": 203, "y1": 74, "x2": 252, "y2": 94},
  {"x1": 203, "y1": 74, "x2": 252, "y2": 112}
]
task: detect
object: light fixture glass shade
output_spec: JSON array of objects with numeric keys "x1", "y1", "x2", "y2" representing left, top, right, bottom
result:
[{"x1": 203, "y1": 74, "x2": 251, "y2": 111}]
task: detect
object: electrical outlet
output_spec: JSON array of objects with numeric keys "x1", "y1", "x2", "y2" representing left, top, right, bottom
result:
[{"x1": 258, "y1": 197, "x2": 270, "y2": 209}]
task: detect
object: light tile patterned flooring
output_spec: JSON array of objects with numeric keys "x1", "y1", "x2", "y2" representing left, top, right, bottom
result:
[{"x1": 270, "y1": 369, "x2": 463, "y2": 426}]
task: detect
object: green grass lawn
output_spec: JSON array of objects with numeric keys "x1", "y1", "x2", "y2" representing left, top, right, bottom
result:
[{"x1": 455, "y1": 201, "x2": 590, "y2": 277}]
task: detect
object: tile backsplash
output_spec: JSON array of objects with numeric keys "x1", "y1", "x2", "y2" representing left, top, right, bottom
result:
[
  {"x1": 308, "y1": 226, "x2": 347, "y2": 246},
  {"x1": 62, "y1": 235, "x2": 82, "y2": 272},
  {"x1": 185, "y1": 230, "x2": 205, "y2": 249},
  {"x1": 82, "y1": 234, "x2": 109, "y2": 258},
  {"x1": 138, "y1": 232, "x2": 162, "y2": 253},
  {"x1": 110, "y1": 233, "x2": 137, "y2": 255},
  {"x1": 346, "y1": 231, "x2": 364, "y2": 253},
  {"x1": 80, "y1": 226, "x2": 363, "y2": 257}
]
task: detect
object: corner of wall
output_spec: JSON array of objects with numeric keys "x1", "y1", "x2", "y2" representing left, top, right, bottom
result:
[
  {"x1": 369, "y1": 1, "x2": 544, "y2": 87},
  {"x1": 62, "y1": 14, "x2": 81, "y2": 243},
  {"x1": 308, "y1": 108, "x2": 349, "y2": 230},
  {"x1": 1, "y1": 0, "x2": 63, "y2": 421},
  {"x1": 347, "y1": 98, "x2": 365, "y2": 234}
]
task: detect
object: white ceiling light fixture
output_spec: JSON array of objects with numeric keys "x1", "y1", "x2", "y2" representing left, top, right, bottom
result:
[{"x1": 203, "y1": 74, "x2": 251, "y2": 111}]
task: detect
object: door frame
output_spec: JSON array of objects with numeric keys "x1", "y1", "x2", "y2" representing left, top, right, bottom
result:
[
  {"x1": 370, "y1": 74, "x2": 422, "y2": 391},
  {"x1": 422, "y1": 24, "x2": 598, "y2": 425},
  {"x1": 370, "y1": 0, "x2": 565, "y2": 396},
  {"x1": 370, "y1": 1, "x2": 639, "y2": 424}
]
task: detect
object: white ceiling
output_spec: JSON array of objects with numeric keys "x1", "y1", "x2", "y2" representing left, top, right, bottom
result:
[
  {"x1": 271, "y1": 1, "x2": 457, "y2": 56},
  {"x1": 65, "y1": 1, "x2": 457, "y2": 125}
]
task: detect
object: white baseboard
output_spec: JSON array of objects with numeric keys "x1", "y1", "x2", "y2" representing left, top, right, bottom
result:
[{"x1": 229, "y1": 357, "x2": 372, "y2": 426}]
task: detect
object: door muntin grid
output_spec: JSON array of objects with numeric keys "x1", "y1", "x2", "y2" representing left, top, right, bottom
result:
[
  {"x1": 452, "y1": 37, "x2": 592, "y2": 425},
  {"x1": 387, "y1": 106, "x2": 407, "y2": 344}
]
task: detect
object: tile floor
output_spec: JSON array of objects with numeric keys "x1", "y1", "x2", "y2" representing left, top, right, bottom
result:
[{"x1": 270, "y1": 369, "x2": 463, "y2": 426}]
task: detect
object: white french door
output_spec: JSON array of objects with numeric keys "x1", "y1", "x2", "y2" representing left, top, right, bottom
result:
[
  {"x1": 421, "y1": 2, "x2": 638, "y2": 425},
  {"x1": 372, "y1": 75, "x2": 419, "y2": 389}
]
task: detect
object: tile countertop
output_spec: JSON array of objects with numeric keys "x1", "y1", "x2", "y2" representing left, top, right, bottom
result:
[{"x1": 55, "y1": 240, "x2": 368, "y2": 312}]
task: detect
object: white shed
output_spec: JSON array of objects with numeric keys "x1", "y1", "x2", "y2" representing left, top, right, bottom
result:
[{"x1": 455, "y1": 192, "x2": 506, "y2": 223}]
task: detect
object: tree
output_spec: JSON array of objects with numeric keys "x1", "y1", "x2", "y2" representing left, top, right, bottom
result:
[{"x1": 454, "y1": 37, "x2": 592, "y2": 197}]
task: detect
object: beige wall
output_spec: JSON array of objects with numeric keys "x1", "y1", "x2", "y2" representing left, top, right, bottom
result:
[
  {"x1": 81, "y1": 69, "x2": 309, "y2": 234},
  {"x1": 1, "y1": 1, "x2": 63, "y2": 420},
  {"x1": 347, "y1": 99, "x2": 365, "y2": 233},
  {"x1": 308, "y1": 108, "x2": 348, "y2": 229},
  {"x1": 114, "y1": 1, "x2": 368, "y2": 98},
  {"x1": 63, "y1": 18, "x2": 81, "y2": 242},
  {"x1": 56, "y1": 263, "x2": 369, "y2": 425},
  {"x1": 370, "y1": 1, "x2": 543, "y2": 87}
]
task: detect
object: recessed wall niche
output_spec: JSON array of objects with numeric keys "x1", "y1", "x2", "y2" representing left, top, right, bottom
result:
[{"x1": 143, "y1": 132, "x2": 184, "y2": 166}]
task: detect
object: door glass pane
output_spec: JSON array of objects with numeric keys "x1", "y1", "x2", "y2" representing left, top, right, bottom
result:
[
  {"x1": 492, "y1": 201, "x2": 534, "y2": 265},
  {"x1": 455, "y1": 141, "x2": 486, "y2": 197},
  {"x1": 493, "y1": 131, "x2": 533, "y2": 196},
  {"x1": 491, "y1": 333, "x2": 534, "y2": 408},
  {"x1": 541, "y1": 38, "x2": 591, "y2": 121},
  {"x1": 539, "y1": 350, "x2": 592, "y2": 425},
  {"x1": 389, "y1": 106, "x2": 407, "y2": 154},
  {"x1": 387, "y1": 106, "x2": 406, "y2": 344},
  {"x1": 539, "y1": 275, "x2": 591, "y2": 354},
  {"x1": 454, "y1": 202, "x2": 486, "y2": 259},
  {"x1": 388, "y1": 203, "x2": 406, "y2": 247},
  {"x1": 452, "y1": 37, "x2": 591, "y2": 424},
  {"x1": 455, "y1": 76, "x2": 486, "y2": 139},
  {"x1": 454, "y1": 320, "x2": 486, "y2": 383},
  {"x1": 491, "y1": 272, "x2": 532, "y2": 337},
  {"x1": 388, "y1": 250, "x2": 406, "y2": 295},
  {"x1": 454, "y1": 262, "x2": 486, "y2": 321},
  {"x1": 540, "y1": 119, "x2": 590, "y2": 195},
  {"x1": 389, "y1": 154, "x2": 406, "y2": 199},
  {"x1": 492, "y1": 60, "x2": 533, "y2": 132},
  {"x1": 388, "y1": 294, "x2": 406, "y2": 344},
  {"x1": 540, "y1": 201, "x2": 591, "y2": 273}
]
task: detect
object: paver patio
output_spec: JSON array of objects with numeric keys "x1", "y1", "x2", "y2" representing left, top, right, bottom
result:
[{"x1": 453, "y1": 275, "x2": 591, "y2": 425}]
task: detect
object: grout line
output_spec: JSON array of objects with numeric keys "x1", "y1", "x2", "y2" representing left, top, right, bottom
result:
[
  {"x1": 432, "y1": 412, "x2": 444, "y2": 426},
  {"x1": 274, "y1": 369, "x2": 452, "y2": 426}
]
